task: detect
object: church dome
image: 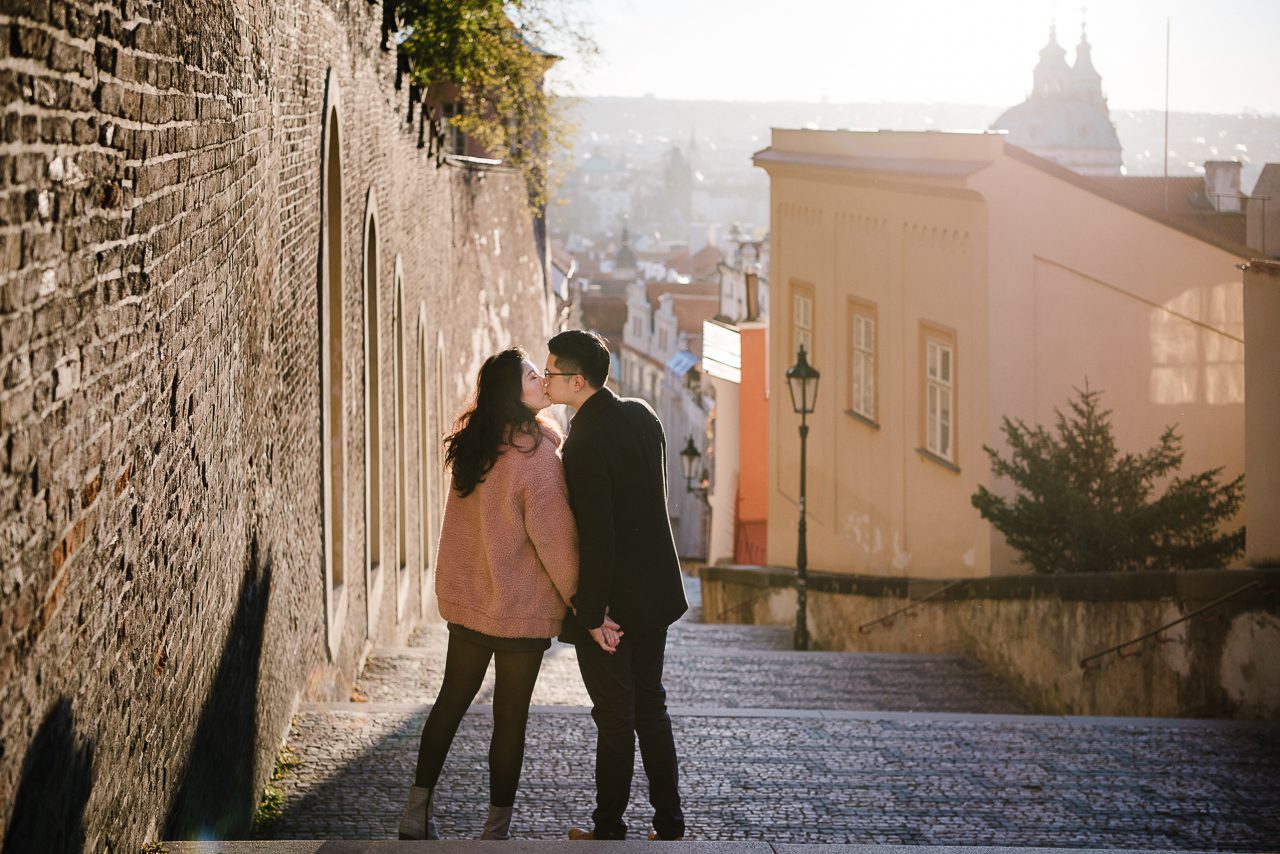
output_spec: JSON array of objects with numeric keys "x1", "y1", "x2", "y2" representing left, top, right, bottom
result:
[
  {"x1": 994, "y1": 97, "x2": 1121, "y2": 153},
  {"x1": 991, "y1": 21, "x2": 1122, "y2": 176}
]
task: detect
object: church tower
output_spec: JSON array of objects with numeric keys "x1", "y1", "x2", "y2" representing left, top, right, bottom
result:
[{"x1": 992, "y1": 20, "x2": 1123, "y2": 177}]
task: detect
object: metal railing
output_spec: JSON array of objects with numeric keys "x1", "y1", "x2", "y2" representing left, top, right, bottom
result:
[
  {"x1": 1079, "y1": 581, "x2": 1263, "y2": 673},
  {"x1": 857, "y1": 580, "x2": 967, "y2": 634},
  {"x1": 710, "y1": 585, "x2": 784, "y2": 623}
]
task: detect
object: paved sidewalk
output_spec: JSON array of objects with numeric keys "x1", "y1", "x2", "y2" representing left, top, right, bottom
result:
[{"x1": 260, "y1": 575, "x2": 1280, "y2": 850}]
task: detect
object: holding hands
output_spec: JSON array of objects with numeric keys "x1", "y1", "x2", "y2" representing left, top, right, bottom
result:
[{"x1": 589, "y1": 610, "x2": 624, "y2": 654}]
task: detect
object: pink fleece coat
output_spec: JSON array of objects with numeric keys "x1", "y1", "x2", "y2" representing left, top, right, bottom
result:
[{"x1": 434, "y1": 424, "x2": 579, "y2": 638}]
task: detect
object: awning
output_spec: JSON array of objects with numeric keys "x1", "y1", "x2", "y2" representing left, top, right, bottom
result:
[{"x1": 666, "y1": 350, "x2": 699, "y2": 377}]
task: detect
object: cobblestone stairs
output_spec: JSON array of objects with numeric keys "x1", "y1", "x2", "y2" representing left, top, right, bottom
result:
[{"x1": 236, "y1": 575, "x2": 1280, "y2": 851}]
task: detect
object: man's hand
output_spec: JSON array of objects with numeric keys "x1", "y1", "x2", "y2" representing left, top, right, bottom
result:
[{"x1": 589, "y1": 612, "x2": 624, "y2": 654}]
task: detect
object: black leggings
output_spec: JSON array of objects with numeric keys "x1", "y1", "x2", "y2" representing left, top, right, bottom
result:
[{"x1": 413, "y1": 633, "x2": 544, "y2": 807}]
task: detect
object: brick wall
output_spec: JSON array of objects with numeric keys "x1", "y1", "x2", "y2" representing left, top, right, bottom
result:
[{"x1": 0, "y1": 0, "x2": 551, "y2": 848}]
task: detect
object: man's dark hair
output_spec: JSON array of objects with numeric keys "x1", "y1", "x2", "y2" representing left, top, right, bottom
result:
[{"x1": 548, "y1": 329, "x2": 610, "y2": 389}]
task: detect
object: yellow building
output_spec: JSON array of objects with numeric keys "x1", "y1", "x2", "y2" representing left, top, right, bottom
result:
[{"x1": 755, "y1": 129, "x2": 1249, "y2": 578}]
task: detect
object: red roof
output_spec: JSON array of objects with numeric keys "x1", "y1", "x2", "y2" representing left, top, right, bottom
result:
[
  {"x1": 646, "y1": 280, "x2": 719, "y2": 305},
  {"x1": 671, "y1": 295, "x2": 719, "y2": 337}
]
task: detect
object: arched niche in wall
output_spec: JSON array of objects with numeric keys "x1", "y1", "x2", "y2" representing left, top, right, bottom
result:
[
  {"x1": 319, "y1": 69, "x2": 349, "y2": 661},
  {"x1": 393, "y1": 256, "x2": 409, "y2": 620},
  {"x1": 362, "y1": 188, "x2": 385, "y2": 638}
]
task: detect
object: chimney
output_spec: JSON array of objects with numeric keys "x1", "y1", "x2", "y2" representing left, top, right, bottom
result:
[
  {"x1": 743, "y1": 271, "x2": 760, "y2": 322},
  {"x1": 1204, "y1": 160, "x2": 1242, "y2": 212},
  {"x1": 1247, "y1": 163, "x2": 1280, "y2": 257},
  {"x1": 1243, "y1": 259, "x2": 1280, "y2": 566}
]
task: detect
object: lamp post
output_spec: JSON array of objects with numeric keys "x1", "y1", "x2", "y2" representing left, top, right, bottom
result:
[
  {"x1": 679, "y1": 436, "x2": 711, "y2": 562},
  {"x1": 679, "y1": 437, "x2": 710, "y2": 503},
  {"x1": 785, "y1": 344, "x2": 820, "y2": 651}
]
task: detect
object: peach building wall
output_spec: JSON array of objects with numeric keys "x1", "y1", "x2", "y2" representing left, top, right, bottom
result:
[{"x1": 758, "y1": 129, "x2": 1246, "y2": 579}]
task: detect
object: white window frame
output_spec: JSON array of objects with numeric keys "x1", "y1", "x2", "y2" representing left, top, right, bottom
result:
[
  {"x1": 924, "y1": 335, "x2": 955, "y2": 462},
  {"x1": 849, "y1": 299, "x2": 877, "y2": 423},
  {"x1": 793, "y1": 289, "x2": 813, "y2": 357}
]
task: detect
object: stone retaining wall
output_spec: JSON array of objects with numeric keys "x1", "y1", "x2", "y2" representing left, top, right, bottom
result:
[{"x1": 701, "y1": 565, "x2": 1280, "y2": 719}]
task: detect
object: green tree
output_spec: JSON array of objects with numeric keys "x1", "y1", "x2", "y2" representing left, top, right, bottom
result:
[
  {"x1": 971, "y1": 383, "x2": 1245, "y2": 574},
  {"x1": 396, "y1": 0, "x2": 595, "y2": 207}
]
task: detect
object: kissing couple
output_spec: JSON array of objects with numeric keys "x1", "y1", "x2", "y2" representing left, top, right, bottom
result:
[{"x1": 397, "y1": 329, "x2": 689, "y2": 841}]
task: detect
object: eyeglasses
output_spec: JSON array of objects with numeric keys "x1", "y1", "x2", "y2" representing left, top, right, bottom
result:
[{"x1": 542, "y1": 372, "x2": 580, "y2": 380}]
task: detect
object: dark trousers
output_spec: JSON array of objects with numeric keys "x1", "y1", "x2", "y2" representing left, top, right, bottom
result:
[
  {"x1": 576, "y1": 627, "x2": 684, "y2": 840},
  {"x1": 413, "y1": 633, "x2": 543, "y2": 807}
]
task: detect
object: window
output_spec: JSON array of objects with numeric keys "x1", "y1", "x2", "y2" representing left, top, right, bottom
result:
[
  {"x1": 848, "y1": 299, "x2": 877, "y2": 423},
  {"x1": 442, "y1": 103, "x2": 465, "y2": 155},
  {"x1": 790, "y1": 280, "x2": 815, "y2": 360},
  {"x1": 920, "y1": 323, "x2": 957, "y2": 465}
]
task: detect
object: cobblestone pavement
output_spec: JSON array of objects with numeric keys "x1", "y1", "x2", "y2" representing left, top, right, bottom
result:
[
  {"x1": 358, "y1": 639, "x2": 1031, "y2": 714},
  {"x1": 266, "y1": 574, "x2": 1280, "y2": 849},
  {"x1": 268, "y1": 705, "x2": 1280, "y2": 848}
]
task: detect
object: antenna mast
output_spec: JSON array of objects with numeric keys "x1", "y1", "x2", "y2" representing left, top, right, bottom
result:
[{"x1": 1163, "y1": 18, "x2": 1171, "y2": 213}]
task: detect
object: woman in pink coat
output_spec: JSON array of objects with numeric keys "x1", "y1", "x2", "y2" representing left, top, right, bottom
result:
[{"x1": 398, "y1": 347, "x2": 581, "y2": 841}]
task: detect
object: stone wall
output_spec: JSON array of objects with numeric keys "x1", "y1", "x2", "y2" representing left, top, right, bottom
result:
[
  {"x1": 702, "y1": 565, "x2": 1280, "y2": 720},
  {"x1": 0, "y1": 0, "x2": 550, "y2": 849}
]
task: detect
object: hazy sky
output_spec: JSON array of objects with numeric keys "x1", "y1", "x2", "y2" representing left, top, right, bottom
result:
[{"x1": 550, "y1": 0, "x2": 1280, "y2": 115}]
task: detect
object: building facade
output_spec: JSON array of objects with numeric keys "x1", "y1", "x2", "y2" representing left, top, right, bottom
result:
[
  {"x1": 620, "y1": 280, "x2": 718, "y2": 559},
  {"x1": 0, "y1": 1, "x2": 550, "y2": 848},
  {"x1": 754, "y1": 129, "x2": 1248, "y2": 579},
  {"x1": 703, "y1": 236, "x2": 771, "y2": 567}
]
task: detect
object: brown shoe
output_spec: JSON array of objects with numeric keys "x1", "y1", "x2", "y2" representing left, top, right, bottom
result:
[{"x1": 568, "y1": 827, "x2": 595, "y2": 840}]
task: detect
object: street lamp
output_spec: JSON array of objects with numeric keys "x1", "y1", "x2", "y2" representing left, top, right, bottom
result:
[
  {"x1": 786, "y1": 344, "x2": 820, "y2": 651},
  {"x1": 679, "y1": 436, "x2": 709, "y2": 501}
]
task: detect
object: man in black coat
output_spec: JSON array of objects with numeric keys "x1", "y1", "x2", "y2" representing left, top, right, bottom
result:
[{"x1": 543, "y1": 329, "x2": 687, "y2": 842}]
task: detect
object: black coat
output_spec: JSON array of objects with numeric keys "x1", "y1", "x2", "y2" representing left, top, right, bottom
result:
[{"x1": 559, "y1": 387, "x2": 688, "y2": 643}]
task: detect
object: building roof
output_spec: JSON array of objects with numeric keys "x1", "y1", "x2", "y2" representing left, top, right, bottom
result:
[
  {"x1": 670, "y1": 294, "x2": 719, "y2": 338},
  {"x1": 1004, "y1": 144, "x2": 1251, "y2": 258},
  {"x1": 645, "y1": 280, "x2": 719, "y2": 305},
  {"x1": 662, "y1": 244, "x2": 725, "y2": 281},
  {"x1": 1087, "y1": 175, "x2": 1247, "y2": 248},
  {"x1": 756, "y1": 129, "x2": 1252, "y2": 259}
]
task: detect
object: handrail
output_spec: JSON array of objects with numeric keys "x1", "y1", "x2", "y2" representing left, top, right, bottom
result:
[
  {"x1": 858, "y1": 580, "x2": 967, "y2": 634},
  {"x1": 710, "y1": 585, "x2": 782, "y2": 623},
  {"x1": 1079, "y1": 581, "x2": 1262, "y2": 673}
]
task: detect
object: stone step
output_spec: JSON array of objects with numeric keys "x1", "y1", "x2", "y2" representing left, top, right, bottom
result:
[
  {"x1": 254, "y1": 703, "x2": 1280, "y2": 846},
  {"x1": 356, "y1": 642, "x2": 1030, "y2": 714},
  {"x1": 405, "y1": 619, "x2": 795, "y2": 652}
]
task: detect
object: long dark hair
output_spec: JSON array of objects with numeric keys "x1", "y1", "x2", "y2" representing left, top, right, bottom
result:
[{"x1": 444, "y1": 347, "x2": 546, "y2": 498}]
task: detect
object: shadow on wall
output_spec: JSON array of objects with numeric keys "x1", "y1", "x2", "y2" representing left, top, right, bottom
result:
[
  {"x1": 164, "y1": 532, "x2": 273, "y2": 840},
  {"x1": 3, "y1": 698, "x2": 95, "y2": 853}
]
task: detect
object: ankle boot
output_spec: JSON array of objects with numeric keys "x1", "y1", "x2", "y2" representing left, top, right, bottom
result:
[
  {"x1": 398, "y1": 785, "x2": 441, "y2": 840},
  {"x1": 480, "y1": 804, "x2": 513, "y2": 840}
]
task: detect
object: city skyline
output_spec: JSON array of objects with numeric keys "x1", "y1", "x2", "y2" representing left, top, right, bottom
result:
[{"x1": 551, "y1": 0, "x2": 1280, "y2": 116}]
